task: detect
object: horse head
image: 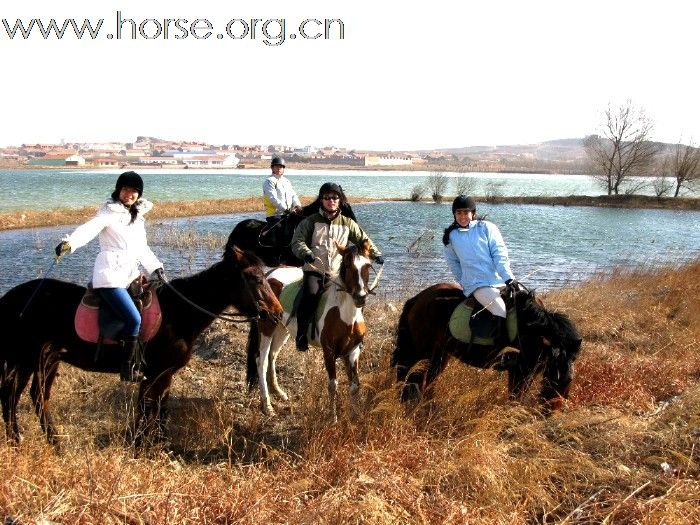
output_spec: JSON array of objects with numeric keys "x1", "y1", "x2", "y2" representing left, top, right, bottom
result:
[
  {"x1": 515, "y1": 290, "x2": 582, "y2": 410},
  {"x1": 337, "y1": 240, "x2": 373, "y2": 308},
  {"x1": 225, "y1": 245, "x2": 283, "y2": 324}
]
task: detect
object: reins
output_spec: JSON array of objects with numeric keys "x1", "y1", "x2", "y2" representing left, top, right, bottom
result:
[
  {"x1": 19, "y1": 256, "x2": 59, "y2": 318},
  {"x1": 159, "y1": 272, "x2": 261, "y2": 324},
  {"x1": 258, "y1": 212, "x2": 295, "y2": 249}
]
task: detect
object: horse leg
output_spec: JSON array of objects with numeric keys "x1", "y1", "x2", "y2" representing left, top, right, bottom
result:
[
  {"x1": 323, "y1": 348, "x2": 339, "y2": 424},
  {"x1": 256, "y1": 333, "x2": 275, "y2": 415},
  {"x1": 136, "y1": 373, "x2": 173, "y2": 447},
  {"x1": 266, "y1": 331, "x2": 289, "y2": 403},
  {"x1": 507, "y1": 368, "x2": 530, "y2": 402},
  {"x1": 2, "y1": 366, "x2": 32, "y2": 444},
  {"x1": 342, "y1": 345, "x2": 362, "y2": 419},
  {"x1": 539, "y1": 361, "x2": 573, "y2": 414},
  {"x1": 30, "y1": 345, "x2": 62, "y2": 445}
]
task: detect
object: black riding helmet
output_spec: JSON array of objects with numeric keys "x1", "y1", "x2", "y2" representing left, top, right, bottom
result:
[
  {"x1": 452, "y1": 195, "x2": 477, "y2": 213},
  {"x1": 112, "y1": 171, "x2": 143, "y2": 199},
  {"x1": 318, "y1": 182, "x2": 344, "y2": 199},
  {"x1": 270, "y1": 156, "x2": 286, "y2": 168}
]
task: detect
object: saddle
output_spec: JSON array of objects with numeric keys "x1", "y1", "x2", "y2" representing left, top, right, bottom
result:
[
  {"x1": 278, "y1": 277, "x2": 330, "y2": 335},
  {"x1": 448, "y1": 291, "x2": 518, "y2": 346},
  {"x1": 74, "y1": 276, "x2": 162, "y2": 344}
]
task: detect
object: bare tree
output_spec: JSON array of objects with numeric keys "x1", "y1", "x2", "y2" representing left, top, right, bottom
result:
[
  {"x1": 454, "y1": 173, "x2": 477, "y2": 196},
  {"x1": 665, "y1": 141, "x2": 700, "y2": 197},
  {"x1": 426, "y1": 171, "x2": 448, "y2": 203},
  {"x1": 410, "y1": 184, "x2": 425, "y2": 202},
  {"x1": 584, "y1": 101, "x2": 659, "y2": 195},
  {"x1": 652, "y1": 173, "x2": 674, "y2": 197}
]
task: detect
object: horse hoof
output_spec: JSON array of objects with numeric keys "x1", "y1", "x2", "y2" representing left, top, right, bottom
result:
[
  {"x1": 261, "y1": 403, "x2": 276, "y2": 416},
  {"x1": 400, "y1": 383, "x2": 421, "y2": 403}
]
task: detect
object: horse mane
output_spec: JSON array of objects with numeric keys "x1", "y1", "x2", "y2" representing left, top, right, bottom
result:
[{"x1": 515, "y1": 289, "x2": 581, "y2": 361}]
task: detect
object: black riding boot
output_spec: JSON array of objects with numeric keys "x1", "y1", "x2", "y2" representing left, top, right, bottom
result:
[
  {"x1": 295, "y1": 294, "x2": 316, "y2": 352},
  {"x1": 121, "y1": 336, "x2": 144, "y2": 382}
]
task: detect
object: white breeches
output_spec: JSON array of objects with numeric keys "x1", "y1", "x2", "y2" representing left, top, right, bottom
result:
[{"x1": 473, "y1": 286, "x2": 507, "y2": 318}]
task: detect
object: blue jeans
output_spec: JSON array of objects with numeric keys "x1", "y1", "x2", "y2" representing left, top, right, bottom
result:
[{"x1": 96, "y1": 287, "x2": 141, "y2": 337}]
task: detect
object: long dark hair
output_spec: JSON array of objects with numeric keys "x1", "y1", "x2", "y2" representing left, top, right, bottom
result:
[{"x1": 110, "y1": 190, "x2": 139, "y2": 224}]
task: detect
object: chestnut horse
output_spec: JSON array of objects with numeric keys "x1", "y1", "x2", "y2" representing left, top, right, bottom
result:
[
  {"x1": 246, "y1": 240, "x2": 379, "y2": 422},
  {"x1": 392, "y1": 283, "x2": 582, "y2": 413},
  {"x1": 0, "y1": 247, "x2": 283, "y2": 445}
]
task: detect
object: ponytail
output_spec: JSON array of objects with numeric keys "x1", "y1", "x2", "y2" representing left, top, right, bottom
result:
[{"x1": 442, "y1": 221, "x2": 460, "y2": 245}]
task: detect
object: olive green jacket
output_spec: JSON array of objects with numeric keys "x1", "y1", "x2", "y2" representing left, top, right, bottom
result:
[{"x1": 291, "y1": 211, "x2": 380, "y2": 275}]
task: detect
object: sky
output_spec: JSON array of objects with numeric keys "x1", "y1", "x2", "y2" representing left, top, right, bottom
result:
[{"x1": 2, "y1": 0, "x2": 699, "y2": 150}]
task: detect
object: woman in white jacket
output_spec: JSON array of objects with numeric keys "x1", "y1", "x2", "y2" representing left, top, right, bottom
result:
[{"x1": 55, "y1": 171, "x2": 164, "y2": 381}]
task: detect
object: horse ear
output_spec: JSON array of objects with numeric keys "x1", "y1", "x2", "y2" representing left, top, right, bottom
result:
[
  {"x1": 359, "y1": 239, "x2": 371, "y2": 258},
  {"x1": 229, "y1": 245, "x2": 245, "y2": 263},
  {"x1": 335, "y1": 242, "x2": 347, "y2": 255}
]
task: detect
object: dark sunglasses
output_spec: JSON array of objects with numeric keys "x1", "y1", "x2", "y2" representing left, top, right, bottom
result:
[{"x1": 322, "y1": 195, "x2": 340, "y2": 201}]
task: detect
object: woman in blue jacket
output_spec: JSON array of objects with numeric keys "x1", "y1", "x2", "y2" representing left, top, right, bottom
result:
[{"x1": 443, "y1": 195, "x2": 517, "y2": 320}]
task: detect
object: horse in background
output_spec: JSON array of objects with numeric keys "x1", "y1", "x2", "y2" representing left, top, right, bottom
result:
[
  {"x1": 0, "y1": 247, "x2": 283, "y2": 446},
  {"x1": 392, "y1": 283, "x2": 582, "y2": 413},
  {"x1": 246, "y1": 240, "x2": 379, "y2": 422},
  {"x1": 225, "y1": 200, "x2": 358, "y2": 267}
]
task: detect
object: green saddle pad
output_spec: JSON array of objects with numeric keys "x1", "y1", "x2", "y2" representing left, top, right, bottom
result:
[
  {"x1": 279, "y1": 279, "x2": 328, "y2": 323},
  {"x1": 448, "y1": 300, "x2": 518, "y2": 345}
]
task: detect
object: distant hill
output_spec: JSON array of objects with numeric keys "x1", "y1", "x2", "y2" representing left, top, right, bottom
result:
[{"x1": 416, "y1": 138, "x2": 587, "y2": 162}]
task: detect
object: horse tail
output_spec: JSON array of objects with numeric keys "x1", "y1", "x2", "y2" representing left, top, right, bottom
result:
[
  {"x1": 392, "y1": 293, "x2": 420, "y2": 382},
  {"x1": 246, "y1": 321, "x2": 260, "y2": 391}
]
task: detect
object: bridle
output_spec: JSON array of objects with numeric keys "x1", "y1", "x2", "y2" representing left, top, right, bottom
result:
[{"x1": 158, "y1": 266, "x2": 265, "y2": 324}]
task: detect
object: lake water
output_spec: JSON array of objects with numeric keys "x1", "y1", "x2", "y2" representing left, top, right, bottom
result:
[
  {"x1": 0, "y1": 167, "x2": 667, "y2": 213},
  {"x1": 2, "y1": 201, "x2": 698, "y2": 299}
]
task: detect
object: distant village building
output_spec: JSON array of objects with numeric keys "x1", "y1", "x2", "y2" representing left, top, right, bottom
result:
[
  {"x1": 182, "y1": 154, "x2": 239, "y2": 168},
  {"x1": 65, "y1": 154, "x2": 86, "y2": 166},
  {"x1": 93, "y1": 158, "x2": 119, "y2": 167},
  {"x1": 138, "y1": 156, "x2": 180, "y2": 166},
  {"x1": 364, "y1": 155, "x2": 413, "y2": 167}
]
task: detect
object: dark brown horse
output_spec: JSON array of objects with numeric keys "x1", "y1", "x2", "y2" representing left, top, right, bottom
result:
[
  {"x1": 0, "y1": 247, "x2": 283, "y2": 445},
  {"x1": 392, "y1": 283, "x2": 582, "y2": 412}
]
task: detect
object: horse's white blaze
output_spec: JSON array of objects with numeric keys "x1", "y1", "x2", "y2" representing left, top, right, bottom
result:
[{"x1": 352, "y1": 255, "x2": 371, "y2": 298}]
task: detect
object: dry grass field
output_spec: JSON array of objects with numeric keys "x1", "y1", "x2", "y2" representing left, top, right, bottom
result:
[{"x1": 1, "y1": 260, "x2": 699, "y2": 524}]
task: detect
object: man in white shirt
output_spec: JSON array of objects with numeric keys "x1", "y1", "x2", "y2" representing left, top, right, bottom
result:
[{"x1": 263, "y1": 157, "x2": 302, "y2": 219}]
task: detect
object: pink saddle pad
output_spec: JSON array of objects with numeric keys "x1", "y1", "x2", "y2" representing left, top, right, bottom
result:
[{"x1": 74, "y1": 290, "x2": 162, "y2": 344}]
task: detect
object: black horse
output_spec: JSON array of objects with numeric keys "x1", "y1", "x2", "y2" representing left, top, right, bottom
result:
[
  {"x1": 225, "y1": 199, "x2": 358, "y2": 267},
  {"x1": 392, "y1": 283, "x2": 582, "y2": 413},
  {"x1": 0, "y1": 247, "x2": 283, "y2": 445}
]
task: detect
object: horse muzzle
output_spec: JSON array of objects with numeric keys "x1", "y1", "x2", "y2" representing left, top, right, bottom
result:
[{"x1": 352, "y1": 293, "x2": 367, "y2": 308}]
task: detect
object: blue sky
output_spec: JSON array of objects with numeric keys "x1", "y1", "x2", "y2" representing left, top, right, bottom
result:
[{"x1": 2, "y1": 0, "x2": 699, "y2": 149}]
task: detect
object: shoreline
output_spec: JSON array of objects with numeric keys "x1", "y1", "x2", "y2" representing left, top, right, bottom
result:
[{"x1": 1, "y1": 194, "x2": 698, "y2": 232}]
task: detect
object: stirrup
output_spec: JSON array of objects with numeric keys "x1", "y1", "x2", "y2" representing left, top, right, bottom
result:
[
  {"x1": 493, "y1": 347, "x2": 519, "y2": 371},
  {"x1": 120, "y1": 360, "x2": 142, "y2": 382}
]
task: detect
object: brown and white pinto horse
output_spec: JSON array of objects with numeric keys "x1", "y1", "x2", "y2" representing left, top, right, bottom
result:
[{"x1": 247, "y1": 240, "x2": 378, "y2": 421}]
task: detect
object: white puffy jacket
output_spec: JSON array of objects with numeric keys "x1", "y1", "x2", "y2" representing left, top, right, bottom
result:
[{"x1": 63, "y1": 198, "x2": 162, "y2": 288}]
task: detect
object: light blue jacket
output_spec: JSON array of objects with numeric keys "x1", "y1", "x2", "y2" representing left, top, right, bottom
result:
[{"x1": 443, "y1": 219, "x2": 514, "y2": 297}]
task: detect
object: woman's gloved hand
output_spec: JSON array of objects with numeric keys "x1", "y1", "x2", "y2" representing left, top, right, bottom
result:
[{"x1": 55, "y1": 241, "x2": 71, "y2": 258}]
